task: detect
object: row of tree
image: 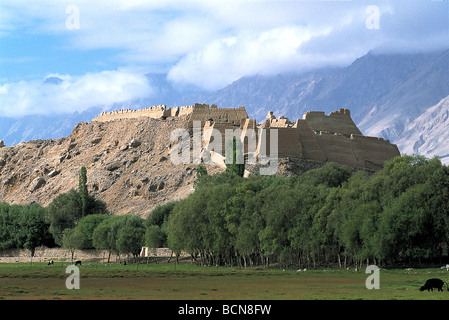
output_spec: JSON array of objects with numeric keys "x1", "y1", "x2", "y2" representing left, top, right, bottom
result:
[
  {"x1": 1, "y1": 156, "x2": 449, "y2": 268},
  {"x1": 164, "y1": 155, "x2": 449, "y2": 268},
  {"x1": 0, "y1": 166, "x2": 168, "y2": 262}
]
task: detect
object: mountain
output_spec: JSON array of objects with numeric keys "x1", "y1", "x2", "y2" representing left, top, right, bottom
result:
[
  {"x1": 183, "y1": 49, "x2": 449, "y2": 161},
  {"x1": 0, "y1": 108, "x2": 104, "y2": 146},
  {"x1": 395, "y1": 95, "x2": 449, "y2": 164},
  {"x1": 1, "y1": 49, "x2": 448, "y2": 163},
  {"x1": 191, "y1": 49, "x2": 447, "y2": 129},
  {"x1": 358, "y1": 49, "x2": 449, "y2": 140}
]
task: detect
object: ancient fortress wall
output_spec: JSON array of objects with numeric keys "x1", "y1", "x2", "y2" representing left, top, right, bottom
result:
[
  {"x1": 92, "y1": 105, "x2": 172, "y2": 122},
  {"x1": 302, "y1": 108, "x2": 362, "y2": 136},
  {"x1": 254, "y1": 108, "x2": 399, "y2": 170},
  {"x1": 187, "y1": 103, "x2": 248, "y2": 127},
  {"x1": 92, "y1": 104, "x2": 399, "y2": 171},
  {"x1": 92, "y1": 103, "x2": 249, "y2": 128}
]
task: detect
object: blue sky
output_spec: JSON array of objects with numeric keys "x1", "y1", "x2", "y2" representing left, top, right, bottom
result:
[{"x1": 0, "y1": 0, "x2": 448, "y2": 117}]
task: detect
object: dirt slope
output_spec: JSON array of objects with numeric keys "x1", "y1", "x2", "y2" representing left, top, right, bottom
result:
[{"x1": 0, "y1": 116, "x2": 224, "y2": 217}]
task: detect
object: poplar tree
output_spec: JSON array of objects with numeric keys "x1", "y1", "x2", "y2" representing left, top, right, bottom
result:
[
  {"x1": 225, "y1": 137, "x2": 245, "y2": 177},
  {"x1": 79, "y1": 166, "x2": 88, "y2": 217}
]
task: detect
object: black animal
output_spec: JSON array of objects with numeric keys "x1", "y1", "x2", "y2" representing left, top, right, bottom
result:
[
  {"x1": 420, "y1": 278, "x2": 445, "y2": 292},
  {"x1": 47, "y1": 260, "x2": 54, "y2": 265},
  {"x1": 74, "y1": 260, "x2": 82, "y2": 266}
]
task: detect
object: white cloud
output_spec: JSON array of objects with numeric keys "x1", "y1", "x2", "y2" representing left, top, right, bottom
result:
[
  {"x1": 0, "y1": 69, "x2": 153, "y2": 117},
  {"x1": 1, "y1": 0, "x2": 447, "y2": 93},
  {"x1": 167, "y1": 25, "x2": 334, "y2": 90}
]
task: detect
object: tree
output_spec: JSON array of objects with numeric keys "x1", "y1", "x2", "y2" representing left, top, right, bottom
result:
[
  {"x1": 0, "y1": 203, "x2": 55, "y2": 253},
  {"x1": 144, "y1": 201, "x2": 177, "y2": 253},
  {"x1": 74, "y1": 214, "x2": 109, "y2": 249},
  {"x1": 62, "y1": 228, "x2": 85, "y2": 262},
  {"x1": 194, "y1": 165, "x2": 208, "y2": 189},
  {"x1": 46, "y1": 189, "x2": 82, "y2": 246},
  {"x1": 424, "y1": 164, "x2": 449, "y2": 253},
  {"x1": 0, "y1": 203, "x2": 16, "y2": 250},
  {"x1": 92, "y1": 215, "x2": 123, "y2": 263},
  {"x1": 15, "y1": 204, "x2": 55, "y2": 256},
  {"x1": 379, "y1": 184, "x2": 432, "y2": 262},
  {"x1": 145, "y1": 201, "x2": 176, "y2": 230},
  {"x1": 116, "y1": 215, "x2": 146, "y2": 261},
  {"x1": 145, "y1": 225, "x2": 166, "y2": 262},
  {"x1": 297, "y1": 162, "x2": 353, "y2": 188},
  {"x1": 225, "y1": 137, "x2": 245, "y2": 177},
  {"x1": 46, "y1": 188, "x2": 109, "y2": 246},
  {"x1": 79, "y1": 166, "x2": 88, "y2": 217}
]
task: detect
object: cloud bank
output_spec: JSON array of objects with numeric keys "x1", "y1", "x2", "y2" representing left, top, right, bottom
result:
[
  {"x1": 0, "y1": 70, "x2": 153, "y2": 117},
  {"x1": 0, "y1": 0, "x2": 447, "y2": 114}
]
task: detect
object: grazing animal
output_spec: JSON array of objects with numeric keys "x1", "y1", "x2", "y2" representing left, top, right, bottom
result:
[
  {"x1": 75, "y1": 260, "x2": 82, "y2": 266},
  {"x1": 47, "y1": 260, "x2": 54, "y2": 265},
  {"x1": 420, "y1": 278, "x2": 445, "y2": 292}
]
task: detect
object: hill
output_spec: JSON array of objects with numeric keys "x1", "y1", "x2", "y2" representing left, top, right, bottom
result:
[{"x1": 0, "y1": 116, "x2": 203, "y2": 216}]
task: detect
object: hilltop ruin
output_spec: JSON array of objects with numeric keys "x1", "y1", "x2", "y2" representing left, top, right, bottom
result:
[{"x1": 94, "y1": 103, "x2": 400, "y2": 172}]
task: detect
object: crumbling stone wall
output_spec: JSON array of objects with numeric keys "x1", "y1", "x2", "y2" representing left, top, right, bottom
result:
[
  {"x1": 92, "y1": 103, "x2": 249, "y2": 134},
  {"x1": 93, "y1": 104, "x2": 399, "y2": 172},
  {"x1": 92, "y1": 105, "x2": 173, "y2": 122},
  {"x1": 240, "y1": 108, "x2": 399, "y2": 172},
  {"x1": 187, "y1": 103, "x2": 248, "y2": 128},
  {"x1": 303, "y1": 108, "x2": 362, "y2": 137}
]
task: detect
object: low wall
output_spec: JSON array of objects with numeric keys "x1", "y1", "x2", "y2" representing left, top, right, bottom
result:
[{"x1": 0, "y1": 247, "x2": 177, "y2": 263}]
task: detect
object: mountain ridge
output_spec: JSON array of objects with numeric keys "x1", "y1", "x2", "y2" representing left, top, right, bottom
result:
[{"x1": 1, "y1": 49, "x2": 448, "y2": 163}]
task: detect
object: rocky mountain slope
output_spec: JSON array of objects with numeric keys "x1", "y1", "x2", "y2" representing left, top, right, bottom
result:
[
  {"x1": 190, "y1": 50, "x2": 448, "y2": 127},
  {"x1": 0, "y1": 116, "x2": 223, "y2": 217},
  {"x1": 395, "y1": 95, "x2": 449, "y2": 164}
]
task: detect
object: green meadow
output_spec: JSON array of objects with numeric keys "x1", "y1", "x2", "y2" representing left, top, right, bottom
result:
[{"x1": 0, "y1": 262, "x2": 448, "y2": 300}]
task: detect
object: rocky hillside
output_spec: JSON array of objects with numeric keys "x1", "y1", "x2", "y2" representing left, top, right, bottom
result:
[
  {"x1": 0, "y1": 116, "x2": 224, "y2": 217},
  {"x1": 395, "y1": 95, "x2": 449, "y2": 164}
]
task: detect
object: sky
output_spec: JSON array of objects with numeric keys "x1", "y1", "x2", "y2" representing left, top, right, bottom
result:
[{"x1": 0, "y1": 0, "x2": 448, "y2": 118}]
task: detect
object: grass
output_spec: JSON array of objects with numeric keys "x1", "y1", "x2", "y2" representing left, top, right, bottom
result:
[{"x1": 0, "y1": 262, "x2": 448, "y2": 300}]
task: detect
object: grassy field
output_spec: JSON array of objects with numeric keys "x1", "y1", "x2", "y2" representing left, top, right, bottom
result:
[{"x1": 0, "y1": 261, "x2": 448, "y2": 300}]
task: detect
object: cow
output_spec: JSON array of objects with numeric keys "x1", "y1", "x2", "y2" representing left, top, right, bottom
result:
[
  {"x1": 74, "y1": 260, "x2": 82, "y2": 267},
  {"x1": 419, "y1": 278, "x2": 445, "y2": 292},
  {"x1": 47, "y1": 260, "x2": 54, "y2": 265}
]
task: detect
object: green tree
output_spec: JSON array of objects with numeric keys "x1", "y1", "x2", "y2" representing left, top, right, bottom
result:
[
  {"x1": 74, "y1": 214, "x2": 109, "y2": 249},
  {"x1": 225, "y1": 136, "x2": 245, "y2": 177},
  {"x1": 144, "y1": 201, "x2": 177, "y2": 251},
  {"x1": 116, "y1": 215, "x2": 146, "y2": 261},
  {"x1": 166, "y1": 202, "x2": 188, "y2": 263},
  {"x1": 46, "y1": 188, "x2": 109, "y2": 246},
  {"x1": 194, "y1": 164, "x2": 208, "y2": 189},
  {"x1": 79, "y1": 166, "x2": 88, "y2": 217},
  {"x1": 297, "y1": 162, "x2": 353, "y2": 188},
  {"x1": 145, "y1": 225, "x2": 166, "y2": 262},
  {"x1": 424, "y1": 164, "x2": 449, "y2": 252},
  {"x1": 62, "y1": 228, "x2": 85, "y2": 262},
  {"x1": 92, "y1": 215, "x2": 123, "y2": 263},
  {"x1": 46, "y1": 189, "x2": 82, "y2": 246},
  {"x1": 15, "y1": 204, "x2": 55, "y2": 256},
  {"x1": 0, "y1": 203, "x2": 16, "y2": 250}
]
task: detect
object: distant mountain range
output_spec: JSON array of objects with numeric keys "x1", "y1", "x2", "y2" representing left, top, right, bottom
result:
[
  {"x1": 395, "y1": 95, "x2": 449, "y2": 162},
  {"x1": 1, "y1": 49, "x2": 449, "y2": 163}
]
